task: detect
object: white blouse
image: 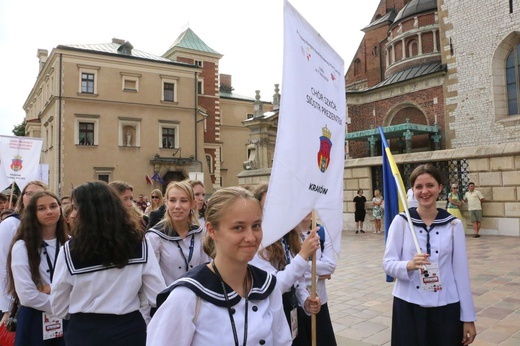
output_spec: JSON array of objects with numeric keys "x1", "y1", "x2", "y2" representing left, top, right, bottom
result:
[
  {"x1": 146, "y1": 224, "x2": 210, "y2": 286},
  {"x1": 383, "y1": 209, "x2": 476, "y2": 322},
  {"x1": 50, "y1": 238, "x2": 165, "y2": 318},
  {"x1": 147, "y1": 264, "x2": 292, "y2": 345},
  {"x1": 0, "y1": 216, "x2": 20, "y2": 312}
]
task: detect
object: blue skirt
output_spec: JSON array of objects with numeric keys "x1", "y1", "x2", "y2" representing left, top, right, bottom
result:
[
  {"x1": 15, "y1": 306, "x2": 65, "y2": 346},
  {"x1": 65, "y1": 310, "x2": 145, "y2": 346}
]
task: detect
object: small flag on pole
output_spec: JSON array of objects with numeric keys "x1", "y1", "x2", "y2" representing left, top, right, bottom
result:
[
  {"x1": 146, "y1": 175, "x2": 152, "y2": 185},
  {"x1": 152, "y1": 172, "x2": 165, "y2": 185}
]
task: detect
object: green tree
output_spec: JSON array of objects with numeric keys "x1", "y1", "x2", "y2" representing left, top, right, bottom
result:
[{"x1": 12, "y1": 120, "x2": 26, "y2": 136}]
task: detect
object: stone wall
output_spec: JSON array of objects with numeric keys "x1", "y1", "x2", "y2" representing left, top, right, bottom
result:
[{"x1": 344, "y1": 143, "x2": 520, "y2": 236}]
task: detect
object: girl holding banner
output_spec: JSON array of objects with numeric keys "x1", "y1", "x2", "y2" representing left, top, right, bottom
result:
[
  {"x1": 7, "y1": 191, "x2": 67, "y2": 345},
  {"x1": 383, "y1": 164, "x2": 477, "y2": 345}
]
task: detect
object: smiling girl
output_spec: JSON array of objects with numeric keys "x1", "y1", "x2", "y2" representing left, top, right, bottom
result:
[
  {"x1": 147, "y1": 186, "x2": 292, "y2": 345},
  {"x1": 146, "y1": 181, "x2": 210, "y2": 286},
  {"x1": 7, "y1": 191, "x2": 67, "y2": 345},
  {"x1": 383, "y1": 164, "x2": 477, "y2": 345}
]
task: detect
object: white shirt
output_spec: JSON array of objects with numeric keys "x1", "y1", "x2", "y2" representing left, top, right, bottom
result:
[
  {"x1": 146, "y1": 224, "x2": 210, "y2": 286},
  {"x1": 11, "y1": 238, "x2": 58, "y2": 313},
  {"x1": 50, "y1": 239, "x2": 166, "y2": 318},
  {"x1": 301, "y1": 228, "x2": 336, "y2": 305},
  {"x1": 249, "y1": 245, "x2": 310, "y2": 306},
  {"x1": 0, "y1": 216, "x2": 21, "y2": 312},
  {"x1": 383, "y1": 210, "x2": 476, "y2": 322},
  {"x1": 147, "y1": 264, "x2": 292, "y2": 346}
]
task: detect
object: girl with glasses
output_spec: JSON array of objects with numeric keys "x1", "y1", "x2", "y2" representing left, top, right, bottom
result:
[{"x1": 145, "y1": 189, "x2": 163, "y2": 216}]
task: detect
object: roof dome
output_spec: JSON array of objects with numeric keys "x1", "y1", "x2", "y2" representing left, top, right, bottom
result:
[{"x1": 394, "y1": 0, "x2": 437, "y2": 23}]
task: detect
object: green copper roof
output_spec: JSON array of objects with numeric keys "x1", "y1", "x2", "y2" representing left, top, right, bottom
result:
[{"x1": 169, "y1": 28, "x2": 221, "y2": 55}]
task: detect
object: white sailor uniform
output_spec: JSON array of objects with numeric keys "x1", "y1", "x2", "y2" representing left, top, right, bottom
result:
[
  {"x1": 50, "y1": 238, "x2": 165, "y2": 345},
  {"x1": 383, "y1": 208, "x2": 476, "y2": 345},
  {"x1": 146, "y1": 223, "x2": 210, "y2": 285},
  {"x1": 148, "y1": 264, "x2": 292, "y2": 345}
]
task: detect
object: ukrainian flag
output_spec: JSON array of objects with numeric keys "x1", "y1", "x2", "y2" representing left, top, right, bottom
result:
[{"x1": 378, "y1": 126, "x2": 408, "y2": 282}]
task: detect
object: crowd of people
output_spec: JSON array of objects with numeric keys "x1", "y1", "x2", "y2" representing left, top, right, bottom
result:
[{"x1": 0, "y1": 169, "x2": 480, "y2": 345}]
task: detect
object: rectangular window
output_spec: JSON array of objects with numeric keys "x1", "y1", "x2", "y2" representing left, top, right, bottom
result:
[
  {"x1": 197, "y1": 80, "x2": 203, "y2": 94},
  {"x1": 162, "y1": 127, "x2": 175, "y2": 148},
  {"x1": 79, "y1": 122, "x2": 94, "y2": 145},
  {"x1": 81, "y1": 73, "x2": 95, "y2": 94},
  {"x1": 124, "y1": 79, "x2": 137, "y2": 90},
  {"x1": 195, "y1": 60, "x2": 203, "y2": 67},
  {"x1": 98, "y1": 174, "x2": 109, "y2": 183},
  {"x1": 164, "y1": 83, "x2": 174, "y2": 102}
]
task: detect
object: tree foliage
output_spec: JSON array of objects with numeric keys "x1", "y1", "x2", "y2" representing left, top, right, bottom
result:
[{"x1": 12, "y1": 120, "x2": 26, "y2": 136}]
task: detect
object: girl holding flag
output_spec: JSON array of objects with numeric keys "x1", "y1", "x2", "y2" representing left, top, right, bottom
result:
[{"x1": 383, "y1": 164, "x2": 477, "y2": 345}]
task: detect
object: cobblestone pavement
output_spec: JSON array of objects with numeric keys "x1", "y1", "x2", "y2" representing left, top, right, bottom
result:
[{"x1": 326, "y1": 231, "x2": 520, "y2": 345}]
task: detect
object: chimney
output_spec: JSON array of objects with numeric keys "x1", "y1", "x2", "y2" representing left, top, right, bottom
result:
[
  {"x1": 37, "y1": 49, "x2": 48, "y2": 72},
  {"x1": 219, "y1": 74, "x2": 233, "y2": 93},
  {"x1": 112, "y1": 38, "x2": 126, "y2": 44}
]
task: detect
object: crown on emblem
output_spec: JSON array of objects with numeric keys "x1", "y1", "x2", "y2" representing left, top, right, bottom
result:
[{"x1": 322, "y1": 125, "x2": 331, "y2": 139}]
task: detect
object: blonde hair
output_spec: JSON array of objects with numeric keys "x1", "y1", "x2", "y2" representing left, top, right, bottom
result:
[
  {"x1": 203, "y1": 186, "x2": 260, "y2": 258},
  {"x1": 162, "y1": 181, "x2": 198, "y2": 235},
  {"x1": 149, "y1": 189, "x2": 164, "y2": 211}
]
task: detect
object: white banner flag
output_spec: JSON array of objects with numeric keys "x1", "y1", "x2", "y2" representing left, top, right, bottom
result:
[
  {"x1": 0, "y1": 136, "x2": 43, "y2": 192},
  {"x1": 261, "y1": 0, "x2": 346, "y2": 254}
]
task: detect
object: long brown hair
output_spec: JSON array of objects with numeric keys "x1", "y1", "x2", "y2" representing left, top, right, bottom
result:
[{"x1": 7, "y1": 191, "x2": 66, "y2": 297}]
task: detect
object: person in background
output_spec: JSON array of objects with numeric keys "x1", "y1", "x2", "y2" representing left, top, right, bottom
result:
[
  {"x1": 463, "y1": 182, "x2": 485, "y2": 238},
  {"x1": 109, "y1": 181, "x2": 148, "y2": 232},
  {"x1": 407, "y1": 187, "x2": 419, "y2": 208},
  {"x1": 0, "y1": 209, "x2": 14, "y2": 223},
  {"x1": 146, "y1": 181, "x2": 210, "y2": 286},
  {"x1": 62, "y1": 204, "x2": 75, "y2": 236},
  {"x1": 7, "y1": 191, "x2": 67, "y2": 345},
  {"x1": 447, "y1": 183, "x2": 466, "y2": 229},
  {"x1": 60, "y1": 195, "x2": 71, "y2": 208},
  {"x1": 372, "y1": 189, "x2": 384, "y2": 234},
  {"x1": 135, "y1": 194, "x2": 147, "y2": 213},
  {"x1": 249, "y1": 183, "x2": 321, "y2": 346},
  {"x1": 353, "y1": 189, "x2": 366, "y2": 234},
  {"x1": 299, "y1": 214, "x2": 337, "y2": 346},
  {"x1": 189, "y1": 180, "x2": 206, "y2": 226},
  {"x1": 0, "y1": 193, "x2": 7, "y2": 211},
  {"x1": 144, "y1": 189, "x2": 163, "y2": 216},
  {"x1": 383, "y1": 164, "x2": 477, "y2": 345},
  {"x1": 0, "y1": 180, "x2": 48, "y2": 326},
  {"x1": 5, "y1": 194, "x2": 18, "y2": 210},
  {"x1": 147, "y1": 186, "x2": 292, "y2": 345},
  {"x1": 50, "y1": 182, "x2": 165, "y2": 346}
]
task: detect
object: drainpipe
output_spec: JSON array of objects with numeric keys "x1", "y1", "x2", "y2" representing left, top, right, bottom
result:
[
  {"x1": 58, "y1": 53, "x2": 63, "y2": 195},
  {"x1": 194, "y1": 71, "x2": 198, "y2": 160}
]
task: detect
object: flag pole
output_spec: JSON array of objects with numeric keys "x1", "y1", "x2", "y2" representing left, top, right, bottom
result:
[
  {"x1": 311, "y1": 209, "x2": 317, "y2": 346},
  {"x1": 394, "y1": 176, "x2": 422, "y2": 254},
  {"x1": 8, "y1": 182, "x2": 14, "y2": 208}
]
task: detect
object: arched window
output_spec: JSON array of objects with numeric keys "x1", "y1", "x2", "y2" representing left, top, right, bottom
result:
[
  {"x1": 407, "y1": 40, "x2": 418, "y2": 57},
  {"x1": 353, "y1": 58, "x2": 362, "y2": 76},
  {"x1": 506, "y1": 44, "x2": 520, "y2": 115}
]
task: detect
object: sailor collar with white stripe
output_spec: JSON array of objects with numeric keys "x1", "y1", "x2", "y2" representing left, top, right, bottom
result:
[
  {"x1": 147, "y1": 223, "x2": 203, "y2": 241},
  {"x1": 399, "y1": 208, "x2": 456, "y2": 229},
  {"x1": 157, "y1": 263, "x2": 277, "y2": 308},
  {"x1": 63, "y1": 239, "x2": 148, "y2": 275}
]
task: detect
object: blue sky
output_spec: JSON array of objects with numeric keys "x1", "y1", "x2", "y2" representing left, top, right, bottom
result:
[{"x1": 0, "y1": 0, "x2": 379, "y2": 136}]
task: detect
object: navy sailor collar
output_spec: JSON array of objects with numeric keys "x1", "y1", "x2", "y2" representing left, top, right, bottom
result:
[
  {"x1": 399, "y1": 207, "x2": 456, "y2": 230},
  {"x1": 147, "y1": 223, "x2": 203, "y2": 242},
  {"x1": 64, "y1": 239, "x2": 148, "y2": 275},
  {"x1": 157, "y1": 263, "x2": 277, "y2": 308}
]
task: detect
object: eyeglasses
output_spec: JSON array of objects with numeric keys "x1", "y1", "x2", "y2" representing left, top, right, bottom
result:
[
  {"x1": 151, "y1": 196, "x2": 160, "y2": 199},
  {"x1": 24, "y1": 191, "x2": 36, "y2": 197}
]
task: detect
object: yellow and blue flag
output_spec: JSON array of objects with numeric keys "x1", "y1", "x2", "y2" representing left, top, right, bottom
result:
[{"x1": 378, "y1": 126, "x2": 408, "y2": 282}]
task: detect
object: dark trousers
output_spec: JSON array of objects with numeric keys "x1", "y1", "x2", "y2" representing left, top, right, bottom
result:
[
  {"x1": 300, "y1": 303, "x2": 337, "y2": 346},
  {"x1": 65, "y1": 310, "x2": 146, "y2": 346},
  {"x1": 391, "y1": 297, "x2": 463, "y2": 346},
  {"x1": 15, "y1": 306, "x2": 65, "y2": 346}
]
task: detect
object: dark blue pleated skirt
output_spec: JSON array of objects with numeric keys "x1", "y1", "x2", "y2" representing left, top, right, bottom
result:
[
  {"x1": 15, "y1": 306, "x2": 65, "y2": 346},
  {"x1": 64, "y1": 310, "x2": 146, "y2": 346}
]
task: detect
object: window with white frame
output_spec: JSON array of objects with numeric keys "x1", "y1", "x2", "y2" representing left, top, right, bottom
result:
[
  {"x1": 159, "y1": 122, "x2": 179, "y2": 149},
  {"x1": 75, "y1": 115, "x2": 99, "y2": 145},
  {"x1": 205, "y1": 154, "x2": 214, "y2": 174},
  {"x1": 195, "y1": 60, "x2": 203, "y2": 67},
  {"x1": 119, "y1": 118, "x2": 141, "y2": 147},
  {"x1": 94, "y1": 167, "x2": 113, "y2": 182},
  {"x1": 122, "y1": 73, "x2": 140, "y2": 92},
  {"x1": 197, "y1": 79, "x2": 204, "y2": 94},
  {"x1": 78, "y1": 66, "x2": 99, "y2": 94}
]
